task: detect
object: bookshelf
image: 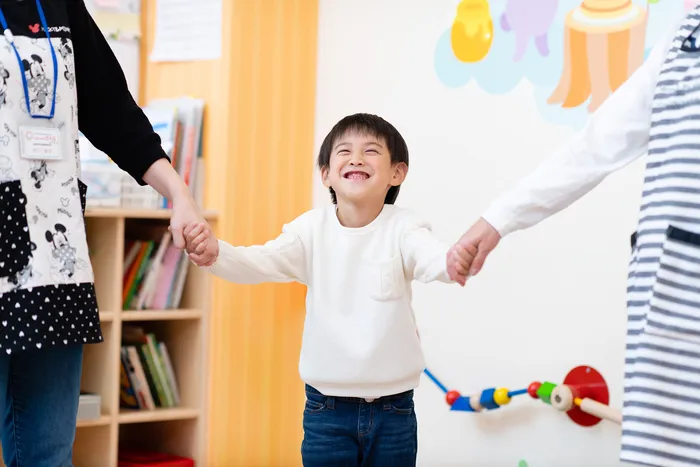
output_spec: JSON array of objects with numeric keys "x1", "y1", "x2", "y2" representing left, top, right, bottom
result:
[{"x1": 72, "y1": 207, "x2": 217, "y2": 467}]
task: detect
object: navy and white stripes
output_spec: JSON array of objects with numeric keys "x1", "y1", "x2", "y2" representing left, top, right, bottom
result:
[{"x1": 623, "y1": 8, "x2": 700, "y2": 466}]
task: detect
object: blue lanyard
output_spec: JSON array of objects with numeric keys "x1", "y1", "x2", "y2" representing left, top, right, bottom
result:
[{"x1": 0, "y1": 0, "x2": 57, "y2": 119}]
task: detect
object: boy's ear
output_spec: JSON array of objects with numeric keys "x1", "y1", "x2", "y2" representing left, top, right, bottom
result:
[
  {"x1": 321, "y1": 166, "x2": 331, "y2": 188},
  {"x1": 390, "y1": 162, "x2": 407, "y2": 187}
]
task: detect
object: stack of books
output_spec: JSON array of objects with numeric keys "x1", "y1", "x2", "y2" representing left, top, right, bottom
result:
[
  {"x1": 119, "y1": 325, "x2": 181, "y2": 411},
  {"x1": 122, "y1": 230, "x2": 190, "y2": 311}
]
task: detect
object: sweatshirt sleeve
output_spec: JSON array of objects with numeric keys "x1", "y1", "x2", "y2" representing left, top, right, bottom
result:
[
  {"x1": 400, "y1": 218, "x2": 453, "y2": 284},
  {"x1": 205, "y1": 218, "x2": 309, "y2": 285},
  {"x1": 481, "y1": 23, "x2": 676, "y2": 237},
  {"x1": 67, "y1": 0, "x2": 168, "y2": 185}
]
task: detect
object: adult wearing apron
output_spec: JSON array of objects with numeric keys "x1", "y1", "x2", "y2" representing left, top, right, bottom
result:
[
  {"x1": 449, "y1": 6, "x2": 700, "y2": 467},
  {"x1": 0, "y1": 1, "x2": 212, "y2": 465}
]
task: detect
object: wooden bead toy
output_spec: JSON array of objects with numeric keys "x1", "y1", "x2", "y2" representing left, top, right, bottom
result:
[
  {"x1": 493, "y1": 387, "x2": 511, "y2": 406},
  {"x1": 422, "y1": 365, "x2": 621, "y2": 428},
  {"x1": 450, "y1": 394, "x2": 484, "y2": 412},
  {"x1": 536, "y1": 381, "x2": 557, "y2": 404},
  {"x1": 469, "y1": 395, "x2": 484, "y2": 411},
  {"x1": 480, "y1": 388, "x2": 499, "y2": 410},
  {"x1": 527, "y1": 382, "x2": 541, "y2": 399},
  {"x1": 550, "y1": 384, "x2": 574, "y2": 411},
  {"x1": 446, "y1": 390, "x2": 460, "y2": 406},
  {"x1": 560, "y1": 365, "x2": 613, "y2": 427},
  {"x1": 574, "y1": 397, "x2": 621, "y2": 425}
]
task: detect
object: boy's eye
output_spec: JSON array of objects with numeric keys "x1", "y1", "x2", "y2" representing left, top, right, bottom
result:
[
  {"x1": 337, "y1": 149, "x2": 350, "y2": 155},
  {"x1": 365, "y1": 149, "x2": 378, "y2": 154}
]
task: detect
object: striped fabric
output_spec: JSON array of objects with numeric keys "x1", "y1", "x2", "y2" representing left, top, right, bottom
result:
[{"x1": 623, "y1": 8, "x2": 700, "y2": 466}]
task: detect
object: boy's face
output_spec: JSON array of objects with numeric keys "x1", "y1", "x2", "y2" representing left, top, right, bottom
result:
[{"x1": 322, "y1": 132, "x2": 406, "y2": 205}]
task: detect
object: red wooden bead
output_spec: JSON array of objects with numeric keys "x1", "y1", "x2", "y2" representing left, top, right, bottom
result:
[
  {"x1": 446, "y1": 390, "x2": 461, "y2": 406},
  {"x1": 528, "y1": 382, "x2": 541, "y2": 399}
]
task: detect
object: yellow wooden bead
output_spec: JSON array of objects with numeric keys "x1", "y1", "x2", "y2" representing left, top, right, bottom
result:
[{"x1": 493, "y1": 388, "x2": 511, "y2": 406}]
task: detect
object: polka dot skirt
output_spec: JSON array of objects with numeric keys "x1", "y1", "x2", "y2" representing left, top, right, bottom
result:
[{"x1": 0, "y1": 283, "x2": 103, "y2": 354}]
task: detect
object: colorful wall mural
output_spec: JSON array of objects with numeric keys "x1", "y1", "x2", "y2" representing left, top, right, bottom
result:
[{"x1": 435, "y1": 0, "x2": 697, "y2": 128}]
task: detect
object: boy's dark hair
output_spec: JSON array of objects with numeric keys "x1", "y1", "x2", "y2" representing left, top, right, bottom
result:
[{"x1": 317, "y1": 113, "x2": 409, "y2": 205}]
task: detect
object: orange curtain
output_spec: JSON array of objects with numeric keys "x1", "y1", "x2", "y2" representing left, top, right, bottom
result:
[{"x1": 140, "y1": 0, "x2": 319, "y2": 465}]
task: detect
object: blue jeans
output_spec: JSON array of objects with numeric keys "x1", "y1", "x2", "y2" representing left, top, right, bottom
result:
[
  {"x1": 0, "y1": 344, "x2": 83, "y2": 467},
  {"x1": 301, "y1": 384, "x2": 418, "y2": 467}
]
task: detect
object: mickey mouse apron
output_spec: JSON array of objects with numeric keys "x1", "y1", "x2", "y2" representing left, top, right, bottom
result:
[{"x1": 0, "y1": 0, "x2": 101, "y2": 355}]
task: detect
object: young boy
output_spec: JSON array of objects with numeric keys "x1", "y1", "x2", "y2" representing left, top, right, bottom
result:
[{"x1": 184, "y1": 113, "x2": 472, "y2": 466}]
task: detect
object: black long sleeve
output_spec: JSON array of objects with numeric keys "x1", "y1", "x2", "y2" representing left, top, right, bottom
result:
[{"x1": 67, "y1": 0, "x2": 169, "y2": 185}]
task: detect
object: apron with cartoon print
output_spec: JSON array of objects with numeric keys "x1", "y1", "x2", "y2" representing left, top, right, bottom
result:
[{"x1": 0, "y1": 2, "x2": 101, "y2": 354}]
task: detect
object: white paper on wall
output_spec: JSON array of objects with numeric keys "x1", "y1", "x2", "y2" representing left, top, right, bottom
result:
[
  {"x1": 85, "y1": 0, "x2": 142, "y2": 101},
  {"x1": 88, "y1": 0, "x2": 140, "y2": 14},
  {"x1": 149, "y1": 0, "x2": 222, "y2": 62}
]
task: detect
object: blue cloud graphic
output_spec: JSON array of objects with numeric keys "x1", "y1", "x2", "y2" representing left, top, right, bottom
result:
[{"x1": 434, "y1": 0, "x2": 686, "y2": 129}]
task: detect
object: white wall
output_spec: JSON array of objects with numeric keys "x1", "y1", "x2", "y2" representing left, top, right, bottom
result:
[{"x1": 312, "y1": 1, "x2": 687, "y2": 466}]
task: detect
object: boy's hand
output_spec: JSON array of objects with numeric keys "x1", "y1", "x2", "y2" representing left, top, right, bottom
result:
[
  {"x1": 447, "y1": 244, "x2": 477, "y2": 286},
  {"x1": 183, "y1": 222, "x2": 219, "y2": 267},
  {"x1": 448, "y1": 218, "x2": 501, "y2": 285}
]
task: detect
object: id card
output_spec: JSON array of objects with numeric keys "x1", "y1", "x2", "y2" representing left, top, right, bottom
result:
[{"x1": 19, "y1": 126, "x2": 62, "y2": 160}]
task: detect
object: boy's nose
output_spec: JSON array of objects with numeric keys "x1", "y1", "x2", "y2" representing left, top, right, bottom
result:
[{"x1": 349, "y1": 154, "x2": 365, "y2": 165}]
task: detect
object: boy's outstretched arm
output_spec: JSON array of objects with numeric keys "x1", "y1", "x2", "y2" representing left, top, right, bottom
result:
[
  {"x1": 184, "y1": 222, "x2": 307, "y2": 285},
  {"x1": 401, "y1": 219, "x2": 467, "y2": 284}
]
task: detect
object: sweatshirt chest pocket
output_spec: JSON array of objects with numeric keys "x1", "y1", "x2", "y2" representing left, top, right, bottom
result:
[{"x1": 366, "y1": 254, "x2": 406, "y2": 301}]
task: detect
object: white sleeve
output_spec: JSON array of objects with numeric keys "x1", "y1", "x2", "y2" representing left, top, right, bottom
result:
[
  {"x1": 481, "y1": 25, "x2": 676, "y2": 237},
  {"x1": 205, "y1": 221, "x2": 308, "y2": 285},
  {"x1": 400, "y1": 221, "x2": 453, "y2": 284}
]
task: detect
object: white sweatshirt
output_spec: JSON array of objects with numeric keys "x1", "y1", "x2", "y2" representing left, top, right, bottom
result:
[{"x1": 206, "y1": 204, "x2": 453, "y2": 398}]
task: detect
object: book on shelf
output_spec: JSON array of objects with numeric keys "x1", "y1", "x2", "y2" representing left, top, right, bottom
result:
[
  {"x1": 120, "y1": 325, "x2": 181, "y2": 411},
  {"x1": 122, "y1": 230, "x2": 190, "y2": 310},
  {"x1": 122, "y1": 97, "x2": 205, "y2": 210},
  {"x1": 79, "y1": 96, "x2": 206, "y2": 210}
]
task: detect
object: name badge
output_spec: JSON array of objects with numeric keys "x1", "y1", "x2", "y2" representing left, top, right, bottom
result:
[{"x1": 19, "y1": 126, "x2": 61, "y2": 160}]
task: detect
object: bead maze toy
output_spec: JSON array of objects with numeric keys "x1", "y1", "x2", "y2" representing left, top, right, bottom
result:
[{"x1": 423, "y1": 365, "x2": 621, "y2": 426}]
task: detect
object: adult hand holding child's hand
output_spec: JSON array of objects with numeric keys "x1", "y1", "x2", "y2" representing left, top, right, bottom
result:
[
  {"x1": 447, "y1": 218, "x2": 501, "y2": 285},
  {"x1": 184, "y1": 222, "x2": 219, "y2": 267}
]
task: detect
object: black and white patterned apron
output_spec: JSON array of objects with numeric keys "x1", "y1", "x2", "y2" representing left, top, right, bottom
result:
[{"x1": 0, "y1": 1, "x2": 102, "y2": 355}]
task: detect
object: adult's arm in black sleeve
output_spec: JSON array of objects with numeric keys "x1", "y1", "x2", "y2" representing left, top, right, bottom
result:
[{"x1": 67, "y1": 0, "x2": 168, "y2": 185}]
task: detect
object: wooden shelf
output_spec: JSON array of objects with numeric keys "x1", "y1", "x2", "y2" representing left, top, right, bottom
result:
[
  {"x1": 118, "y1": 407, "x2": 200, "y2": 424},
  {"x1": 85, "y1": 207, "x2": 218, "y2": 220},
  {"x1": 99, "y1": 311, "x2": 115, "y2": 322},
  {"x1": 75, "y1": 210, "x2": 213, "y2": 467},
  {"x1": 121, "y1": 309, "x2": 202, "y2": 321},
  {"x1": 77, "y1": 415, "x2": 112, "y2": 428},
  {"x1": 99, "y1": 310, "x2": 203, "y2": 322}
]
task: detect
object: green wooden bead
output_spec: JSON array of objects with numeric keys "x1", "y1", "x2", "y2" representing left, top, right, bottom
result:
[{"x1": 536, "y1": 381, "x2": 557, "y2": 404}]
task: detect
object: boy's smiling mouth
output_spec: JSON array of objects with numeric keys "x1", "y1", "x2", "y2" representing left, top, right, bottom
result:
[{"x1": 343, "y1": 171, "x2": 370, "y2": 180}]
